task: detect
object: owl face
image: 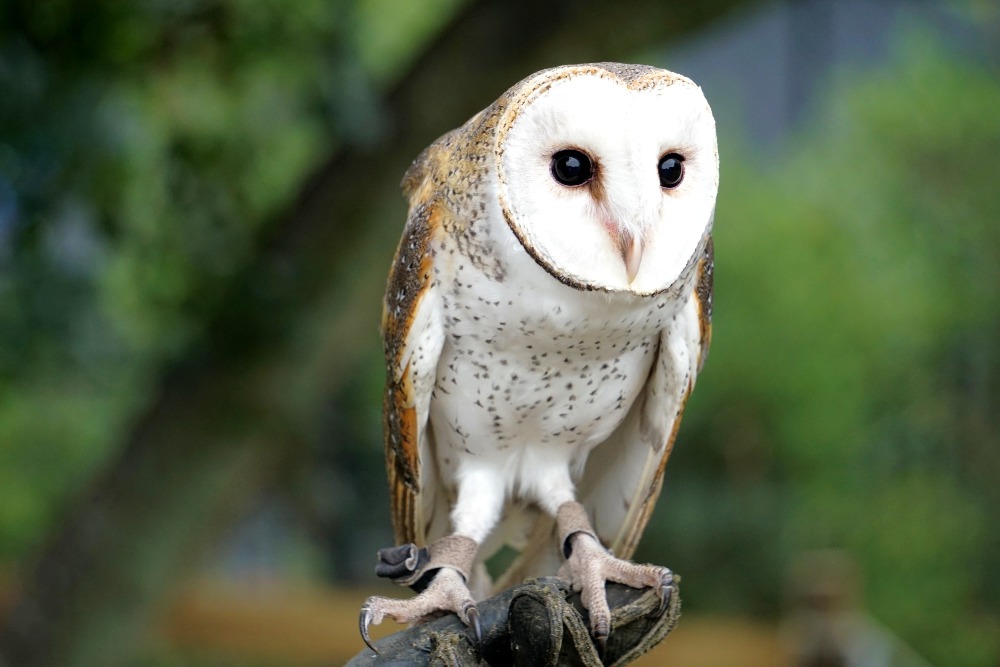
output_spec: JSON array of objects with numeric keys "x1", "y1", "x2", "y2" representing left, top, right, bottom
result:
[{"x1": 495, "y1": 65, "x2": 718, "y2": 296}]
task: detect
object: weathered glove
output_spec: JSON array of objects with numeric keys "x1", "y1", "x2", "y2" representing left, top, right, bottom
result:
[{"x1": 345, "y1": 575, "x2": 681, "y2": 666}]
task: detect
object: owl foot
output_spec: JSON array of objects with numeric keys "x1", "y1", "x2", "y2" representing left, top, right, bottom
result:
[
  {"x1": 555, "y1": 501, "x2": 673, "y2": 650},
  {"x1": 359, "y1": 534, "x2": 480, "y2": 654}
]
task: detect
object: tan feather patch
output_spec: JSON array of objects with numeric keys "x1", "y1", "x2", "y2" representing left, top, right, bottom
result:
[{"x1": 695, "y1": 235, "x2": 714, "y2": 370}]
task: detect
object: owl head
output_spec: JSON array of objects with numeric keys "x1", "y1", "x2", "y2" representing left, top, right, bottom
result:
[{"x1": 493, "y1": 63, "x2": 718, "y2": 296}]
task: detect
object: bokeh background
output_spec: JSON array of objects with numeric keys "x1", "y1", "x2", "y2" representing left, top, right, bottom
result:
[{"x1": 1, "y1": 1, "x2": 998, "y2": 665}]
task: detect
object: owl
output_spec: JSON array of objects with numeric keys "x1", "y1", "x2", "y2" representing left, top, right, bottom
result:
[{"x1": 360, "y1": 62, "x2": 717, "y2": 653}]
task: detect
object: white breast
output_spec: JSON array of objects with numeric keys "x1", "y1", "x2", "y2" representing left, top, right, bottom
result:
[{"x1": 428, "y1": 245, "x2": 682, "y2": 507}]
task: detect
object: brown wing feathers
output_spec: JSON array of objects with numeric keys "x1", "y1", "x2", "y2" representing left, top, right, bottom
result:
[
  {"x1": 382, "y1": 200, "x2": 441, "y2": 544},
  {"x1": 696, "y1": 235, "x2": 714, "y2": 368}
]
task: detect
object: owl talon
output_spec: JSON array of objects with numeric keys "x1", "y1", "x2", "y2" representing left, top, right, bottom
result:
[
  {"x1": 359, "y1": 601, "x2": 379, "y2": 654},
  {"x1": 465, "y1": 604, "x2": 483, "y2": 648},
  {"x1": 593, "y1": 622, "x2": 609, "y2": 658},
  {"x1": 357, "y1": 567, "x2": 478, "y2": 650},
  {"x1": 657, "y1": 576, "x2": 674, "y2": 615},
  {"x1": 556, "y1": 501, "x2": 676, "y2": 654}
]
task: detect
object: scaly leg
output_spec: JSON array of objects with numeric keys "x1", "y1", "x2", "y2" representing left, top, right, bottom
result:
[
  {"x1": 360, "y1": 534, "x2": 480, "y2": 652},
  {"x1": 555, "y1": 501, "x2": 673, "y2": 651},
  {"x1": 359, "y1": 468, "x2": 504, "y2": 653}
]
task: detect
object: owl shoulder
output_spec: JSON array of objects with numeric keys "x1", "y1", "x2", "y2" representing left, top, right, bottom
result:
[
  {"x1": 401, "y1": 108, "x2": 498, "y2": 206},
  {"x1": 400, "y1": 126, "x2": 464, "y2": 206}
]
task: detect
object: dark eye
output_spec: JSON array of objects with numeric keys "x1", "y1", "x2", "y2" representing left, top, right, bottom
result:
[
  {"x1": 551, "y1": 149, "x2": 594, "y2": 186},
  {"x1": 658, "y1": 153, "x2": 685, "y2": 188}
]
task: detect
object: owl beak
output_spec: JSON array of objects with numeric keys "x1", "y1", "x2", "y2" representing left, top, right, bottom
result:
[{"x1": 619, "y1": 233, "x2": 644, "y2": 284}]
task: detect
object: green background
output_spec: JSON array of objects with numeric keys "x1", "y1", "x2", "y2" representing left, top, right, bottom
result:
[{"x1": 0, "y1": 1, "x2": 997, "y2": 665}]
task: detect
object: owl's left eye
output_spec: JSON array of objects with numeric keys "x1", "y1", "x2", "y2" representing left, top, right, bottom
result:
[
  {"x1": 658, "y1": 153, "x2": 685, "y2": 189},
  {"x1": 551, "y1": 149, "x2": 594, "y2": 187}
]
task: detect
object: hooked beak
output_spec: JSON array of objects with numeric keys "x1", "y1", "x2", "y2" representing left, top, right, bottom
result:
[{"x1": 618, "y1": 232, "x2": 644, "y2": 284}]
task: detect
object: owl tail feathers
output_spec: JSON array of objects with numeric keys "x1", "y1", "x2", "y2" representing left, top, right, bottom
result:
[{"x1": 490, "y1": 513, "x2": 562, "y2": 593}]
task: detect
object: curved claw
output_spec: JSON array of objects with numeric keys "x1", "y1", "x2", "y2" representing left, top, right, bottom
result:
[
  {"x1": 465, "y1": 603, "x2": 483, "y2": 649},
  {"x1": 656, "y1": 584, "x2": 673, "y2": 616},
  {"x1": 657, "y1": 573, "x2": 674, "y2": 616},
  {"x1": 359, "y1": 603, "x2": 379, "y2": 654},
  {"x1": 594, "y1": 626, "x2": 608, "y2": 661}
]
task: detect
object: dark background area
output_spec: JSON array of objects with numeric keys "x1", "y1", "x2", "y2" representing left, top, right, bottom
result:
[{"x1": 0, "y1": 1, "x2": 997, "y2": 665}]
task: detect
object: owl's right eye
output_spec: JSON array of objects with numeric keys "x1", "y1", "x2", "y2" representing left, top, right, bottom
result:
[{"x1": 551, "y1": 150, "x2": 594, "y2": 187}]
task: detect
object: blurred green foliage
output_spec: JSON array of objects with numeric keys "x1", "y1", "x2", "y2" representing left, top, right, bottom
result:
[
  {"x1": 645, "y1": 33, "x2": 1000, "y2": 666},
  {"x1": 0, "y1": 0, "x2": 458, "y2": 562},
  {"x1": 1, "y1": 2, "x2": 998, "y2": 665},
  {"x1": 1, "y1": 0, "x2": 327, "y2": 559}
]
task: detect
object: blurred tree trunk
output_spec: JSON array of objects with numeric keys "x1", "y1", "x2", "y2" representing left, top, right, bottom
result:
[{"x1": 0, "y1": 1, "x2": 755, "y2": 665}]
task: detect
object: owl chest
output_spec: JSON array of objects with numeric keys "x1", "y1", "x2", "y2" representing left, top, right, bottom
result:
[{"x1": 429, "y1": 277, "x2": 673, "y2": 464}]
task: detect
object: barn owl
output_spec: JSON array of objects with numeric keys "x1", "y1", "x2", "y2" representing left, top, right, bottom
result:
[{"x1": 360, "y1": 62, "x2": 717, "y2": 653}]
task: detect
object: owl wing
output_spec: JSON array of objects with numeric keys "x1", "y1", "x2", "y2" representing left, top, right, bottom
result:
[
  {"x1": 382, "y1": 147, "x2": 453, "y2": 546},
  {"x1": 577, "y1": 235, "x2": 714, "y2": 559}
]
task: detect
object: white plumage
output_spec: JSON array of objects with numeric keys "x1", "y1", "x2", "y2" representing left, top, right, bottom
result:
[{"x1": 361, "y1": 62, "x2": 718, "y2": 651}]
